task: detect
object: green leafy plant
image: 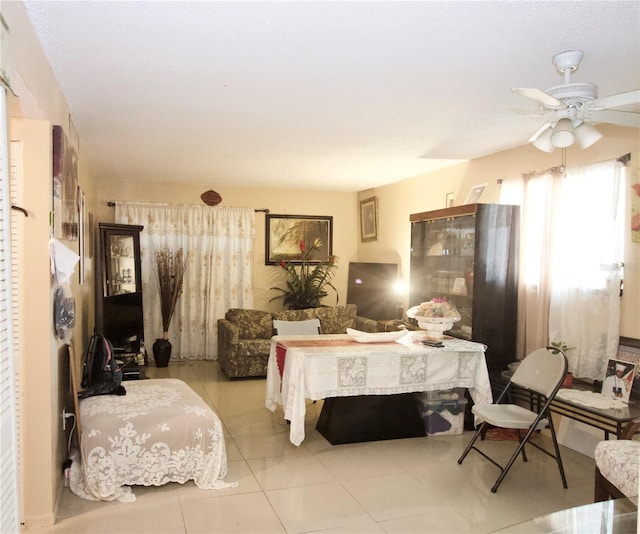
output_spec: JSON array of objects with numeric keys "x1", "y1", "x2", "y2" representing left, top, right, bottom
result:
[
  {"x1": 549, "y1": 341, "x2": 575, "y2": 355},
  {"x1": 270, "y1": 238, "x2": 338, "y2": 309}
]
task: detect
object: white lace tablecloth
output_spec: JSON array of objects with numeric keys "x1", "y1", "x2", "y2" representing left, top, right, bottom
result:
[
  {"x1": 265, "y1": 333, "x2": 492, "y2": 446},
  {"x1": 71, "y1": 378, "x2": 236, "y2": 502}
]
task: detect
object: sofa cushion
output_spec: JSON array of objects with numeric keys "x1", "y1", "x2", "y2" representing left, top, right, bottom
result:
[
  {"x1": 225, "y1": 308, "x2": 273, "y2": 340},
  {"x1": 313, "y1": 304, "x2": 358, "y2": 334}
]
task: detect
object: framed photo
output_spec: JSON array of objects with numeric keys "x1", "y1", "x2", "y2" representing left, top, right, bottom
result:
[
  {"x1": 445, "y1": 192, "x2": 454, "y2": 209},
  {"x1": 464, "y1": 184, "x2": 487, "y2": 205},
  {"x1": 359, "y1": 196, "x2": 378, "y2": 242},
  {"x1": 52, "y1": 125, "x2": 79, "y2": 240},
  {"x1": 78, "y1": 187, "x2": 85, "y2": 283},
  {"x1": 265, "y1": 214, "x2": 333, "y2": 265},
  {"x1": 601, "y1": 358, "x2": 635, "y2": 403}
]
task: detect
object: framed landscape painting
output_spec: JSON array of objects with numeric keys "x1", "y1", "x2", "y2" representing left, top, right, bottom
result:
[{"x1": 265, "y1": 214, "x2": 333, "y2": 265}]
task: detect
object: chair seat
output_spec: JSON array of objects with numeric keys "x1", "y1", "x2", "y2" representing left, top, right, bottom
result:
[
  {"x1": 472, "y1": 403, "x2": 549, "y2": 430},
  {"x1": 594, "y1": 439, "x2": 640, "y2": 498}
]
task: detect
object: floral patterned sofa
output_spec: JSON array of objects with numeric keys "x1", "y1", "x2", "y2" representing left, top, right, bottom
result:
[{"x1": 217, "y1": 304, "x2": 378, "y2": 378}]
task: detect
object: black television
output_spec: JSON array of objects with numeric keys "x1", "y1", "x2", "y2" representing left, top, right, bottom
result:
[{"x1": 347, "y1": 262, "x2": 400, "y2": 320}]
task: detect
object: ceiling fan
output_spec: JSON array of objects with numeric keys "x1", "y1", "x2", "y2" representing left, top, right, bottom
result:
[{"x1": 512, "y1": 50, "x2": 640, "y2": 152}]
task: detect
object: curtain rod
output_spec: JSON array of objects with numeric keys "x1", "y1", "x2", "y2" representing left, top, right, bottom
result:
[
  {"x1": 618, "y1": 153, "x2": 631, "y2": 165},
  {"x1": 107, "y1": 201, "x2": 269, "y2": 213}
]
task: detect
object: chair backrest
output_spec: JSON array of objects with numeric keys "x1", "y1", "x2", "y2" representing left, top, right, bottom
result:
[
  {"x1": 272, "y1": 318, "x2": 321, "y2": 335},
  {"x1": 511, "y1": 346, "x2": 568, "y2": 398}
]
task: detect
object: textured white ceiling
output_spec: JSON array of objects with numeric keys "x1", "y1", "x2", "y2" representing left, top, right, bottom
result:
[{"x1": 22, "y1": 1, "x2": 640, "y2": 192}]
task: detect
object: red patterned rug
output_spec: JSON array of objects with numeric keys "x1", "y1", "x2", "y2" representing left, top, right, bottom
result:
[{"x1": 484, "y1": 428, "x2": 521, "y2": 441}]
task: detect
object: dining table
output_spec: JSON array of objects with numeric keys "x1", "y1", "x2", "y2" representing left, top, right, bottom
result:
[{"x1": 265, "y1": 332, "x2": 492, "y2": 446}]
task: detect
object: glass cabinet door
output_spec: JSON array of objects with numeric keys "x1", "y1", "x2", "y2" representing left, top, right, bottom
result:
[
  {"x1": 411, "y1": 214, "x2": 476, "y2": 340},
  {"x1": 410, "y1": 204, "x2": 519, "y2": 372},
  {"x1": 104, "y1": 232, "x2": 140, "y2": 297}
]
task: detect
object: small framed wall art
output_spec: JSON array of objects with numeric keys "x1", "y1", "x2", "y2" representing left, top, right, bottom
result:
[{"x1": 359, "y1": 196, "x2": 378, "y2": 242}]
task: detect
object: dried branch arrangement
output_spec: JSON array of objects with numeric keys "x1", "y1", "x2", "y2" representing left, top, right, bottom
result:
[{"x1": 154, "y1": 246, "x2": 187, "y2": 338}]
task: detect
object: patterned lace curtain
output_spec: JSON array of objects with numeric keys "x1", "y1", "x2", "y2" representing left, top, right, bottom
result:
[{"x1": 115, "y1": 202, "x2": 255, "y2": 360}]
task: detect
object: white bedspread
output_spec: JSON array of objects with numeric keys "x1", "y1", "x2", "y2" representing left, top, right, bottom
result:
[{"x1": 71, "y1": 378, "x2": 236, "y2": 502}]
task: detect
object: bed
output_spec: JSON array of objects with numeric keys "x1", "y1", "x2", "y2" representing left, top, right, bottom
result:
[{"x1": 70, "y1": 378, "x2": 236, "y2": 502}]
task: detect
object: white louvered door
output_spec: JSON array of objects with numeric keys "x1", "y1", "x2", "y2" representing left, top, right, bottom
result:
[{"x1": 0, "y1": 87, "x2": 20, "y2": 533}]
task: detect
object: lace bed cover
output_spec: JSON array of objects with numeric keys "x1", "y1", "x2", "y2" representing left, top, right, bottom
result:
[
  {"x1": 265, "y1": 333, "x2": 492, "y2": 446},
  {"x1": 70, "y1": 378, "x2": 237, "y2": 502}
]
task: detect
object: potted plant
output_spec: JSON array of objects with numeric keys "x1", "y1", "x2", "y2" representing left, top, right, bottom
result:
[
  {"x1": 152, "y1": 246, "x2": 187, "y2": 367},
  {"x1": 270, "y1": 238, "x2": 338, "y2": 309},
  {"x1": 550, "y1": 341, "x2": 575, "y2": 388}
]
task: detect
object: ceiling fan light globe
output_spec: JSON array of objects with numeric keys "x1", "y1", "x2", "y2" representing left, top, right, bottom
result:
[
  {"x1": 532, "y1": 128, "x2": 555, "y2": 152},
  {"x1": 550, "y1": 118, "x2": 575, "y2": 148},
  {"x1": 574, "y1": 122, "x2": 603, "y2": 149}
]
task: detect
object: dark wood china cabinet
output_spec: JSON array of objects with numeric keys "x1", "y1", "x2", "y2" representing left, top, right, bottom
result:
[{"x1": 409, "y1": 204, "x2": 519, "y2": 372}]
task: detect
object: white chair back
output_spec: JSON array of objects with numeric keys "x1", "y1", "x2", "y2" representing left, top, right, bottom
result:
[
  {"x1": 273, "y1": 319, "x2": 321, "y2": 335},
  {"x1": 511, "y1": 346, "x2": 567, "y2": 398}
]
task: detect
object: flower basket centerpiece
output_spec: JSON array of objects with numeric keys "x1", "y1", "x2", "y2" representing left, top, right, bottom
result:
[
  {"x1": 270, "y1": 238, "x2": 338, "y2": 309},
  {"x1": 406, "y1": 298, "x2": 461, "y2": 339},
  {"x1": 152, "y1": 246, "x2": 187, "y2": 367}
]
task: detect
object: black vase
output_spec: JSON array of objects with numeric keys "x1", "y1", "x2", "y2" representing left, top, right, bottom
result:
[{"x1": 153, "y1": 338, "x2": 172, "y2": 367}]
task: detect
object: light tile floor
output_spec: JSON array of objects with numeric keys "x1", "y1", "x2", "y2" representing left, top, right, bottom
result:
[{"x1": 46, "y1": 361, "x2": 599, "y2": 533}]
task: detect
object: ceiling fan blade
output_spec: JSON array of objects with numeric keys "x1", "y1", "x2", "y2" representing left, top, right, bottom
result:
[
  {"x1": 592, "y1": 89, "x2": 640, "y2": 109},
  {"x1": 512, "y1": 88, "x2": 565, "y2": 109},
  {"x1": 589, "y1": 109, "x2": 640, "y2": 128},
  {"x1": 528, "y1": 122, "x2": 552, "y2": 143}
]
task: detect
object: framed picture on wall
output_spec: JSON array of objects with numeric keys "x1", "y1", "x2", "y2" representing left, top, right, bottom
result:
[
  {"x1": 78, "y1": 187, "x2": 85, "y2": 283},
  {"x1": 52, "y1": 125, "x2": 79, "y2": 240},
  {"x1": 359, "y1": 196, "x2": 378, "y2": 242},
  {"x1": 265, "y1": 214, "x2": 333, "y2": 265}
]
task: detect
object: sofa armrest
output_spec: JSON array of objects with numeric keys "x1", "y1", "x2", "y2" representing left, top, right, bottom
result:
[
  {"x1": 355, "y1": 316, "x2": 378, "y2": 333},
  {"x1": 217, "y1": 319, "x2": 240, "y2": 363}
]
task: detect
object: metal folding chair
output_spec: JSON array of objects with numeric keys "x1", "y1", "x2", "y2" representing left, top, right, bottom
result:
[{"x1": 458, "y1": 346, "x2": 568, "y2": 493}]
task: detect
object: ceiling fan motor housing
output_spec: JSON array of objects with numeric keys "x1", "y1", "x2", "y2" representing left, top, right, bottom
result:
[{"x1": 546, "y1": 82, "x2": 599, "y2": 105}]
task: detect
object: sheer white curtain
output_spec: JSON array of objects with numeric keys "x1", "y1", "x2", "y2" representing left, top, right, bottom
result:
[
  {"x1": 501, "y1": 160, "x2": 626, "y2": 379},
  {"x1": 115, "y1": 202, "x2": 255, "y2": 360},
  {"x1": 548, "y1": 160, "x2": 625, "y2": 379},
  {"x1": 501, "y1": 167, "x2": 563, "y2": 358}
]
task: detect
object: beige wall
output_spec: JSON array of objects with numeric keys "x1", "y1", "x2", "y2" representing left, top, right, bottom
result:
[
  {"x1": 10, "y1": 118, "x2": 59, "y2": 528},
  {"x1": 4, "y1": 1, "x2": 91, "y2": 528},
  {"x1": 96, "y1": 181, "x2": 358, "y2": 312},
  {"x1": 357, "y1": 127, "x2": 640, "y2": 341},
  {"x1": 5, "y1": 0, "x2": 640, "y2": 528}
]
